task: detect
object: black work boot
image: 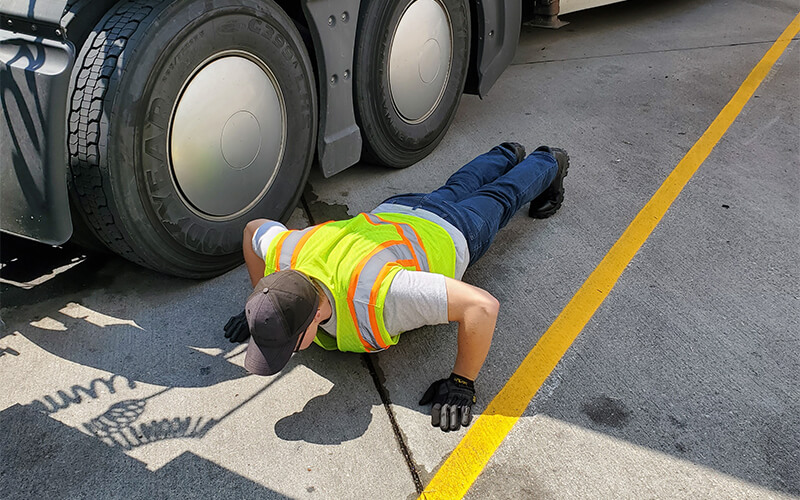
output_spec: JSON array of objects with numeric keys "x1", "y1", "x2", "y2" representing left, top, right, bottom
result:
[
  {"x1": 500, "y1": 142, "x2": 526, "y2": 165},
  {"x1": 529, "y1": 147, "x2": 570, "y2": 219}
]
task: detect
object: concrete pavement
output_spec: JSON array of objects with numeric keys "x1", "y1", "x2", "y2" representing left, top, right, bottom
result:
[{"x1": 2, "y1": 0, "x2": 798, "y2": 497}]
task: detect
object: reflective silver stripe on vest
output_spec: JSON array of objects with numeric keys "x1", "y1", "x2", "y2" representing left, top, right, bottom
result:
[
  {"x1": 277, "y1": 226, "x2": 315, "y2": 270},
  {"x1": 367, "y1": 214, "x2": 430, "y2": 272},
  {"x1": 276, "y1": 214, "x2": 434, "y2": 351},
  {"x1": 351, "y1": 243, "x2": 416, "y2": 351}
]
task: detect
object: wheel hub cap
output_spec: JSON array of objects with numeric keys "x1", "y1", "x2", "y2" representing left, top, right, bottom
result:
[
  {"x1": 170, "y1": 53, "x2": 286, "y2": 219},
  {"x1": 388, "y1": 0, "x2": 453, "y2": 124},
  {"x1": 221, "y1": 110, "x2": 261, "y2": 170}
]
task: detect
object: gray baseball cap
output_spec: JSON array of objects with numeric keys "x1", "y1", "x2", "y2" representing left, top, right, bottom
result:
[{"x1": 244, "y1": 270, "x2": 319, "y2": 376}]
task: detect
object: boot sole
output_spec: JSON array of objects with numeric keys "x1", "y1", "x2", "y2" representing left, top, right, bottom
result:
[{"x1": 529, "y1": 148, "x2": 569, "y2": 219}]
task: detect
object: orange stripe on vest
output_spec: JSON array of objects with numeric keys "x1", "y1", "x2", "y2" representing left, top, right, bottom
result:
[
  {"x1": 273, "y1": 232, "x2": 292, "y2": 271},
  {"x1": 374, "y1": 215, "x2": 425, "y2": 270},
  {"x1": 291, "y1": 223, "x2": 330, "y2": 269},
  {"x1": 348, "y1": 240, "x2": 399, "y2": 351}
]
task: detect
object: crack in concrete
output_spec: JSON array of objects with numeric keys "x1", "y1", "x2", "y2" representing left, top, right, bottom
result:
[
  {"x1": 363, "y1": 355, "x2": 424, "y2": 494},
  {"x1": 300, "y1": 189, "x2": 424, "y2": 495}
]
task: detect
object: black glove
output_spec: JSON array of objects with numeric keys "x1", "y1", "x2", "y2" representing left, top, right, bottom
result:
[
  {"x1": 419, "y1": 373, "x2": 476, "y2": 432},
  {"x1": 223, "y1": 310, "x2": 250, "y2": 343}
]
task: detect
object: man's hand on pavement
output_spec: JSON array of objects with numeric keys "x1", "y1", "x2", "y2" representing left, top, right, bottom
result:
[
  {"x1": 223, "y1": 310, "x2": 250, "y2": 343},
  {"x1": 419, "y1": 373, "x2": 476, "y2": 432}
]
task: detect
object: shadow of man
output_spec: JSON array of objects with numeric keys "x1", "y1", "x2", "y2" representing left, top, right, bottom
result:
[
  {"x1": 271, "y1": 322, "x2": 463, "y2": 445},
  {"x1": 272, "y1": 347, "x2": 379, "y2": 445}
]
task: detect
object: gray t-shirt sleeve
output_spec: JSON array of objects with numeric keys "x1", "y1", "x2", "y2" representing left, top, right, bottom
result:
[
  {"x1": 251, "y1": 220, "x2": 288, "y2": 260},
  {"x1": 382, "y1": 270, "x2": 449, "y2": 335}
]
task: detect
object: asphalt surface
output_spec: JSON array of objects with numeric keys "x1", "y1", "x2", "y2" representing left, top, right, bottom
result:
[{"x1": 1, "y1": 0, "x2": 798, "y2": 498}]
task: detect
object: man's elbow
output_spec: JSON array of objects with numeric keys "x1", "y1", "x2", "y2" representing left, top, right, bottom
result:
[
  {"x1": 244, "y1": 218, "x2": 269, "y2": 243},
  {"x1": 476, "y1": 292, "x2": 500, "y2": 320}
]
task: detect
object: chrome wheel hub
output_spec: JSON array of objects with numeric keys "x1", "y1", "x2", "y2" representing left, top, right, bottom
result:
[
  {"x1": 170, "y1": 52, "x2": 286, "y2": 219},
  {"x1": 388, "y1": 0, "x2": 453, "y2": 124}
]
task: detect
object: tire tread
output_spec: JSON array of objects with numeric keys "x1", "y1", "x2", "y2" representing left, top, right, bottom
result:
[
  {"x1": 66, "y1": 0, "x2": 316, "y2": 278},
  {"x1": 68, "y1": 0, "x2": 154, "y2": 266}
]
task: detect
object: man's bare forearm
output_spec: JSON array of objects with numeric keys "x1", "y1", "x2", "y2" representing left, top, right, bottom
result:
[
  {"x1": 452, "y1": 304, "x2": 497, "y2": 380},
  {"x1": 444, "y1": 276, "x2": 500, "y2": 380}
]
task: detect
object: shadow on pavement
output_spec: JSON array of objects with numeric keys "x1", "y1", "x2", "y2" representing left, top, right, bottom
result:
[
  {"x1": 1, "y1": 234, "x2": 249, "y2": 388},
  {"x1": 15, "y1": 309, "x2": 249, "y2": 388},
  {"x1": 0, "y1": 404, "x2": 290, "y2": 500},
  {"x1": 1, "y1": 233, "x2": 384, "y2": 451},
  {"x1": 0, "y1": 232, "x2": 110, "y2": 310},
  {"x1": 273, "y1": 353, "x2": 376, "y2": 445},
  {"x1": 26, "y1": 378, "x2": 219, "y2": 452}
]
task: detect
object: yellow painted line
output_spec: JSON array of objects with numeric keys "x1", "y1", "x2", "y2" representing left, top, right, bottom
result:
[{"x1": 419, "y1": 13, "x2": 800, "y2": 500}]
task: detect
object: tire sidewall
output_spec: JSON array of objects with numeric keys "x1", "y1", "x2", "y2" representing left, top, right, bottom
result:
[
  {"x1": 356, "y1": 0, "x2": 469, "y2": 164},
  {"x1": 105, "y1": 0, "x2": 315, "y2": 269}
]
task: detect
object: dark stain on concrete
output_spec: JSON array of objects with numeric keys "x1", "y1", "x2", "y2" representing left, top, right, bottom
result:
[
  {"x1": 581, "y1": 395, "x2": 631, "y2": 429},
  {"x1": 759, "y1": 418, "x2": 800, "y2": 494},
  {"x1": 668, "y1": 414, "x2": 687, "y2": 429},
  {"x1": 302, "y1": 183, "x2": 351, "y2": 223}
]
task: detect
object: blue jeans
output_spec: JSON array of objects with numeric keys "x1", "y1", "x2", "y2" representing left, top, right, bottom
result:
[{"x1": 382, "y1": 144, "x2": 558, "y2": 264}]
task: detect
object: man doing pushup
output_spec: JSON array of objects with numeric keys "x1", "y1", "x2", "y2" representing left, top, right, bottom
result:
[{"x1": 224, "y1": 143, "x2": 569, "y2": 432}]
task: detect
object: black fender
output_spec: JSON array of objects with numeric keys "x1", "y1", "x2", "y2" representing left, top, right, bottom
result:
[
  {"x1": 466, "y1": 0, "x2": 522, "y2": 97},
  {"x1": 1, "y1": 0, "x2": 73, "y2": 244},
  {"x1": 0, "y1": 0, "x2": 117, "y2": 244},
  {"x1": 301, "y1": 0, "x2": 363, "y2": 178},
  {"x1": 302, "y1": 0, "x2": 521, "y2": 177}
]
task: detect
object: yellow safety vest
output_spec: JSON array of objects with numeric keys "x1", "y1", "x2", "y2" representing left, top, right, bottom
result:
[{"x1": 263, "y1": 212, "x2": 456, "y2": 352}]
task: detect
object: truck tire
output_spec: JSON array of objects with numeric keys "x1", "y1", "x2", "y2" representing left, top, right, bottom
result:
[
  {"x1": 354, "y1": 0, "x2": 470, "y2": 168},
  {"x1": 67, "y1": 196, "x2": 110, "y2": 255},
  {"x1": 67, "y1": 0, "x2": 316, "y2": 278}
]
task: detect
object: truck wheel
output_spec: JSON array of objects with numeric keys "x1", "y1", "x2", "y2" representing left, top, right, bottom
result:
[
  {"x1": 67, "y1": 196, "x2": 110, "y2": 255},
  {"x1": 354, "y1": 0, "x2": 469, "y2": 168},
  {"x1": 67, "y1": 0, "x2": 316, "y2": 278}
]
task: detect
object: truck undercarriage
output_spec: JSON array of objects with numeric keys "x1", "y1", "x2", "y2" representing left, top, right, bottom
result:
[{"x1": 1, "y1": 0, "x2": 521, "y2": 277}]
